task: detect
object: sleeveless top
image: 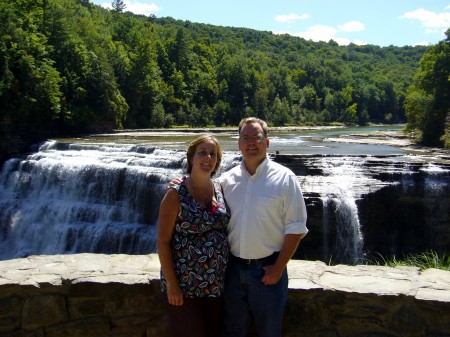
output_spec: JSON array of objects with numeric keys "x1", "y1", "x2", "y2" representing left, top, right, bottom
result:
[{"x1": 160, "y1": 179, "x2": 230, "y2": 298}]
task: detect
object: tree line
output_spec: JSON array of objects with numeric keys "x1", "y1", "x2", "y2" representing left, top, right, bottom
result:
[
  {"x1": 0, "y1": 0, "x2": 448, "y2": 147},
  {"x1": 404, "y1": 29, "x2": 449, "y2": 147}
]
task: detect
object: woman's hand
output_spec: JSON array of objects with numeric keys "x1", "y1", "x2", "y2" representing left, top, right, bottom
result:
[{"x1": 167, "y1": 284, "x2": 184, "y2": 306}]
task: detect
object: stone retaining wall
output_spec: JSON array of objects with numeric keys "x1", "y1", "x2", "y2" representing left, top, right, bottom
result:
[{"x1": 1, "y1": 254, "x2": 449, "y2": 337}]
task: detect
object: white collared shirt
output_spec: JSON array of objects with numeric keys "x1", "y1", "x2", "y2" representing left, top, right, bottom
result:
[{"x1": 219, "y1": 157, "x2": 308, "y2": 259}]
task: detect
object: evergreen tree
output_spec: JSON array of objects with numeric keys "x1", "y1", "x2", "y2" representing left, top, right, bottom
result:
[{"x1": 111, "y1": 0, "x2": 126, "y2": 13}]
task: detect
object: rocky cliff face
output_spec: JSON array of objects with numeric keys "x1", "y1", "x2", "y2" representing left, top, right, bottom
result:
[
  {"x1": 0, "y1": 118, "x2": 33, "y2": 163},
  {"x1": 275, "y1": 154, "x2": 450, "y2": 264},
  {"x1": 1, "y1": 254, "x2": 449, "y2": 337}
]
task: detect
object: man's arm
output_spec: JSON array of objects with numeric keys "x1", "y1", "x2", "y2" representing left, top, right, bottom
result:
[
  {"x1": 261, "y1": 173, "x2": 308, "y2": 285},
  {"x1": 261, "y1": 233, "x2": 304, "y2": 285}
]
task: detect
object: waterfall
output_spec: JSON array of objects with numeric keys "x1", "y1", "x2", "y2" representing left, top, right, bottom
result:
[
  {"x1": 1, "y1": 140, "x2": 449, "y2": 264},
  {"x1": 298, "y1": 155, "x2": 450, "y2": 264},
  {"x1": 0, "y1": 141, "x2": 241, "y2": 260},
  {"x1": 1, "y1": 142, "x2": 163, "y2": 258},
  {"x1": 318, "y1": 157, "x2": 365, "y2": 264},
  {"x1": 299, "y1": 156, "x2": 393, "y2": 264},
  {"x1": 322, "y1": 190, "x2": 363, "y2": 264}
]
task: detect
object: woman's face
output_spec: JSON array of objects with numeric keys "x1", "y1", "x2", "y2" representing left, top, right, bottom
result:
[{"x1": 191, "y1": 139, "x2": 218, "y2": 175}]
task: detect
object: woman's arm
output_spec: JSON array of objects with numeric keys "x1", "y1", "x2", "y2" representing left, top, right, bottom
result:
[{"x1": 157, "y1": 188, "x2": 184, "y2": 306}]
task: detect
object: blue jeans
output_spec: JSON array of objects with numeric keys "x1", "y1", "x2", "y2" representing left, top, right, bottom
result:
[{"x1": 222, "y1": 253, "x2": 288, "y2": 337}]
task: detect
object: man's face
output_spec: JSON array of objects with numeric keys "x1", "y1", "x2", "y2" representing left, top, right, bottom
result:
[{"x1": 238, "y1": 122, "x2": 269, "y2": 164}]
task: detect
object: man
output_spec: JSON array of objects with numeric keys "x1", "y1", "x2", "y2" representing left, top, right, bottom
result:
[{"x1": 220, "y1": 117, "x2": 308, "y2": 337}]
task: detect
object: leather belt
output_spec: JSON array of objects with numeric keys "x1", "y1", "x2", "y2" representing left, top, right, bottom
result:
[{"x1": 230, "y1": 252, "x2": 278, "y2": 265}]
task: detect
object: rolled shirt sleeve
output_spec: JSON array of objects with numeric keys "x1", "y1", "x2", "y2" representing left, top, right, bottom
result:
[{"x1": 284, "y1": 174, "x2": 308, "y2": 235}]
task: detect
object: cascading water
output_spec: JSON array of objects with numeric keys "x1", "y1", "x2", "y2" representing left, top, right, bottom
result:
[
  {"x1": 322, "y1": 188, "x2": 363, "y2": 264},
  {"x1": 296, "y1": 154, "x2": 450, "y2": 264},
  {"x1": 322, "y1": 157, "x2": 364, "y2": 264},
  {"x1": 297, "y1": 155, "x2": 394, "y2": 264},
  {"x1": 1, "y1": 140, "x2": 449, "y2": 264},
  {"x1": 306, "y1": 156, "x2": 384, "y2": 264},
  {"x1": 0, "y1": 141, "x2": 240, "y2": 260},
  {"x1": 0, "y1": 141, "x2": 172, "y2": 259}
]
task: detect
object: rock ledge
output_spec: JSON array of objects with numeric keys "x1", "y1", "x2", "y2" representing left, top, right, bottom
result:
[{"x1": 1, "y1": 254, "x2": 449, "y2": 337}]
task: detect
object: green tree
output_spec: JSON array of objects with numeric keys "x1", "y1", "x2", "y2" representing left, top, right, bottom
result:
[
  {"x1": 0, "y1": 0, "x2": 430, "y2": 146},
  {"x1": 172, "y1": 28, "x2": 192, "y2": 77},
  {"x1": 151, "y1": 102, "x2": 166, "y2": 128},
  {"x1": 272, "y1": 96, "x2": 291, "y2": 126},
  {"x1": 0, "y1": 2, "x2": 62, "y2": 131},
  {"x1": 111, "y1": 0, "x2": 126, "y2": 13},
  {"x1": 121, "y1": 26, "x2": 160, "y2": 128},
  {"x1": 253, "y1": 87, "x2": 270, "y2": 122},
  {"x1": 404, "y1": 88, "x2": 433, "y2": 140},
  {"x1": 218, "y1": 54, "x2": 251, "y2": 124},
  {"x1": 405, "y1": 29, "x2": 450, "y2": 147}
]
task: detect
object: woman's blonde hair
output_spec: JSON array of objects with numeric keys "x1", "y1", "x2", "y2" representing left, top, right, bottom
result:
[{"x1": 186, "y1": 135, "x2": 222, "y2": 176}]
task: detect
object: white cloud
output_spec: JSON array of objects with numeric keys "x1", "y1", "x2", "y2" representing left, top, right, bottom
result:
[
  {"x1": 276, "y1": 22, "x2": 366, "y2": 46},
  {"x1": 101, "y1": 0, "x2": 160, "y2": 16},
  {"x1": 399, "y1": 8, "x2": 450, "y2": 29},
  {"x1": 296, "y1": 24, "x2": 338, "y2": 42},
  {"x1": 414, "y1": 40, "x2": 431, "y2": 46},
  {"x1": 425, "y1": 28, "x2": 440, "y2": 34},
  {"x1": 273, "y1": 30, "x2": 291, "y2": 36},
  {"x1": 129, "y1": 2, "x2": 160, "y2": 15},
  {"x1": 334, "y1": 37, "x2": 352, "y2": 46},
  {"x1": 275, "y1": 13, "x2": 309, "y2": 24},
  {"x1": 352, "y1": 39, "x2": 367, "y2": 46},
  {"x1": 338, "y1": 21, "x2": 365, "y2": 32}
]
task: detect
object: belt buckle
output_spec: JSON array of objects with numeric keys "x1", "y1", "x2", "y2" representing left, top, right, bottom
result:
[{"x1": 244, "y1": 258, "x2": 251, "y2": 265}]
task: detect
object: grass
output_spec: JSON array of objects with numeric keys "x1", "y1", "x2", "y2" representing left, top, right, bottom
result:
[{"x1": 369, "y1": 250, "x2": 450, "y2": 271}]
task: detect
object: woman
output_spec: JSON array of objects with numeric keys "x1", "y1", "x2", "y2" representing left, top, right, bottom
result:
[{"x1": 157, "y1": 135, "x2": 230, "y2": 337}]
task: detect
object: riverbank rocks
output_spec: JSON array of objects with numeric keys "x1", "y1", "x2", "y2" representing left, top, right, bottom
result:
[{"x1": 0, "y1": 254, "x2": 449, "y2": 337}]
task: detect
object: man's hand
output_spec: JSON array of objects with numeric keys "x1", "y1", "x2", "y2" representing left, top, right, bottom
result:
[
  {"x1": 168, "y1": 175, "x2": 186, "y2": 188},
  {"x1": 261, "y1": 264, "x2": 283, "y2": 285},
  {"x1": 261, "y1": 234, "x2": 304, "y2": 285}
]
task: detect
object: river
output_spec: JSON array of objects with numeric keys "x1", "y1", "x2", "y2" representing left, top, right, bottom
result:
[
  {"x1": 74, "y1": 125, "x2": 408, "y2": 155},
  {"x1": 0, "y1": 125, "x2": 449, "y2": 264}
]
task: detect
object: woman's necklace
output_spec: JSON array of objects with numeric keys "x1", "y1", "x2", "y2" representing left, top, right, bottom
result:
[{"x1": 187, "y1": 178, "x2": 214, "y2": 208}]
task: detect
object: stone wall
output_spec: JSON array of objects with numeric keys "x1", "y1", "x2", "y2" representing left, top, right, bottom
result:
[{"x1": 0, "y1": 254, "x2": 449, "y2": 337}]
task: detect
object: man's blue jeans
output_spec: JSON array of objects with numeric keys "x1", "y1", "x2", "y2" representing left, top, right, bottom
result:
[{"x1": 222, "y1": 253, "x2": 288, "y2": 337}]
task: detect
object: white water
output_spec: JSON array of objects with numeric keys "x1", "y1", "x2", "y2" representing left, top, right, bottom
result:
[
  {"x1": 0, "y1": 141, "x2": 219, "y2": 259},
  {"x1": 0, "y1": 140, "x2": 448, "y2": 263},
  {"x1": 319, "y1": 157, "x2": 365, "y2": 264}
]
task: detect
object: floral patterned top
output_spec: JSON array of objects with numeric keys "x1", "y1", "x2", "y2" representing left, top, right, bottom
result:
[{"x1": 160, "y1": 179, "x2": 230, "y2": 298}]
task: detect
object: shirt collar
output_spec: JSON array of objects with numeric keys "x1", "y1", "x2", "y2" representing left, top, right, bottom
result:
[{"x1": 240, "y1": 156, "x2": 269, "y2": 177}]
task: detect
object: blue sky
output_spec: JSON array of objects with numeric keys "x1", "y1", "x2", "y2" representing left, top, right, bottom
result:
[{"x1": 92, "y1": 0, "x2": 450, "y2": 47}]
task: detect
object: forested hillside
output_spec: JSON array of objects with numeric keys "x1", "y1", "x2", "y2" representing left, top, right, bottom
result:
[
  {"x1": 0, "y1": 0, "x2": 429, "y2": 141},
  {"x1": 404, "y1": 29, "x2": 450, "y2": 147}
]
